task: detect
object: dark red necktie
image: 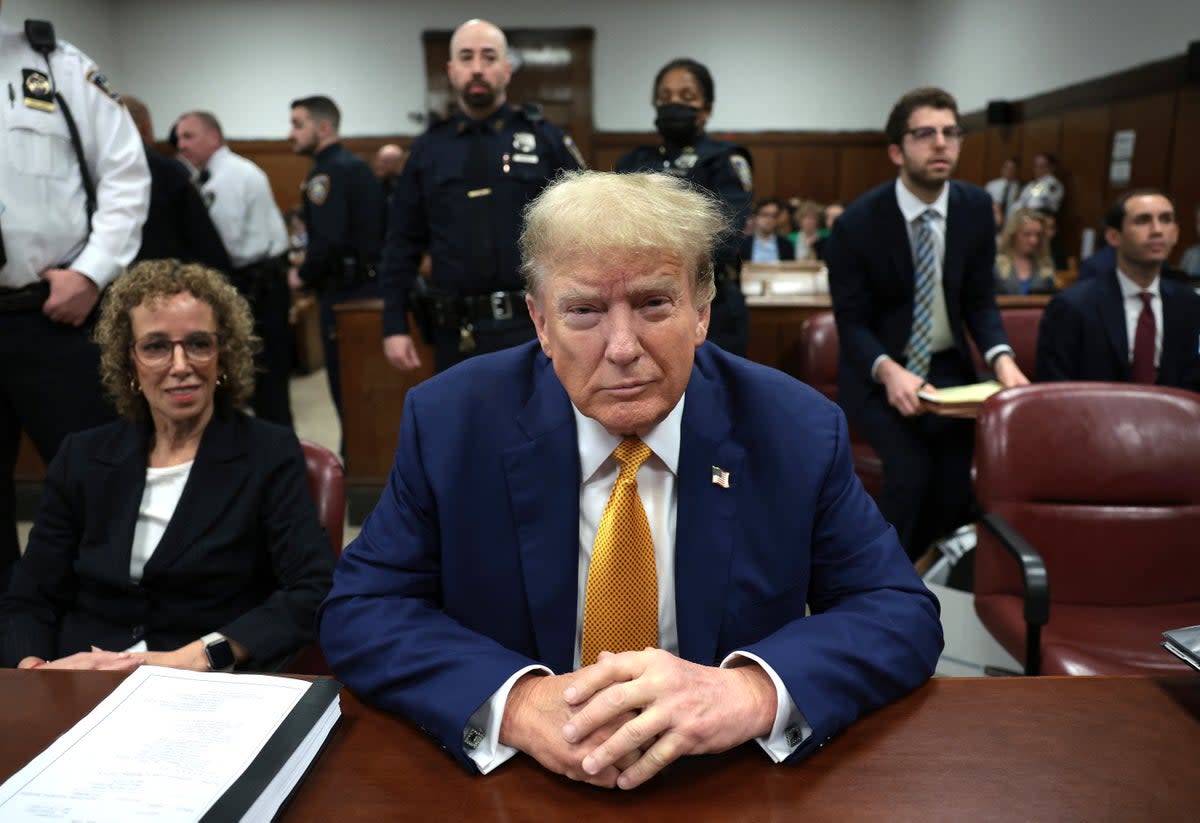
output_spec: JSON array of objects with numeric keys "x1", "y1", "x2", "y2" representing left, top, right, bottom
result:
[{"x1": 1131, "y1": 291, "x2": 1157, "y2": 384}]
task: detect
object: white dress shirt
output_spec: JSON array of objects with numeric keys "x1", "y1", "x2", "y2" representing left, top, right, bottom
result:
[
  {"x1": 1115, "y1": 268, "x2": 1163, "y2": 367},
  {"x1": 464, "y1": 395, "x2": 809, "y2": 774},
  {"x1": 199, "y1": 145, "x2": 287, "y2": 268},
  {"x1": 0, "y1": 23, "x2": 149, "y2": 290}
]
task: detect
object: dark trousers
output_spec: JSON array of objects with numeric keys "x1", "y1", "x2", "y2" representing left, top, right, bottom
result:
[
  {"x1": 850, "y1": 350, "x2": 976, "y2": 560},
  {"x1": 231, "y1": 262, "x2": 293, "y2": 428},
  {"x1": 705, "y1": 283, "x2": 749, "y2": 357},
  {"x1": 431, "y1": 311, "x2": 537, "y2": 373},
  {"x1": 0, "y1": 311, "x2": 115, "y2": 588}
]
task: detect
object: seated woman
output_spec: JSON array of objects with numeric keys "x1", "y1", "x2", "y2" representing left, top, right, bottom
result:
[
  {"x1": 994, "y1": 209, "x2": 1057, "y2": 295},
  {"x1": 0, "y1": 260, "x2": 333, "y2": 673},
  {"x1": 792, "y1": 200, "x2": 823, "y2": 261}
]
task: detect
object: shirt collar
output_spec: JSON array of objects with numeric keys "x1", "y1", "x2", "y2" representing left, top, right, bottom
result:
[
  {"x1": 894, "y1": 177, "x2": 949, "y2": 224},
  {"x1": 205, "y1": 144, "x2": 232, "y2": 173},
  {"x1": 1115, "y1": 267, "x2": 1160, "y2": 300},
  {"x1": 575, "y1": 394, "x2": 685, "y2": 483}
]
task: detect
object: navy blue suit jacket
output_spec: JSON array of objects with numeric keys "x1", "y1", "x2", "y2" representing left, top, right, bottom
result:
[
  {"x1": 827, "y1": 180, "x2": 1009, "y2": 415},
  {"x1": 318, "y1": 342, "x2": 943, "y2": 771},
  {"x1": 0, "y1": 413, "x2": 334, "y2": 669},
  {"x1": 1035, "y1": 270, "x2": 1200, "y2": 391}
]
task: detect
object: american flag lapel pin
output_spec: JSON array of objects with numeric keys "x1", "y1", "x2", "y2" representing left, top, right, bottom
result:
[{"x1": 711, "y1": 466, "x2": 730, "y2": 488}]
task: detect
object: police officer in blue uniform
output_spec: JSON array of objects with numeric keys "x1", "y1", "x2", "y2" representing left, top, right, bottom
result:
[
  {"x1": 380, "y1": 18, "x2": 583, "y2": 374},
  {"x1": 287, "y1": 95, "x2": 384, "y2": 421},
  {"x1": 617, "y1": 58, "x2": 753, "y2": 356}
]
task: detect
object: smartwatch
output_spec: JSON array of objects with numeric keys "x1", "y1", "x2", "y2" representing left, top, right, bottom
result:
[{"x1": 202, "y1": 632, "x2": 236, "y2": 672}]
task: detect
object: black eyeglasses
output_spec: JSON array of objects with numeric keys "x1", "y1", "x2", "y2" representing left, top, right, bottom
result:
[
  {"x1": 132, "y1": 332, "x2": 220, "y2": 367},
  {"x1": 904, "y1": 126, "x2": 966, "y2": 144}
]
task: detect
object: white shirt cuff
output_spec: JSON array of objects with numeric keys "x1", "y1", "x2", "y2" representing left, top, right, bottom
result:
[
  {"x1": 463, "y1": 664, "x2": 552, "y2": 774},
  {"x1": 984, "y1": 345, "x2": 1015, "y2": 369},
  {"x1": 870, "y1": 354, "x2": 891, "y2": 382},
  {"x1": 721, "y1": 651, "x2": 812, "y2": 762}
]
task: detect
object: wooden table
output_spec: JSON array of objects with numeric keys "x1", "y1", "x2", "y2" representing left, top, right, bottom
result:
[{"x1": 3, "y1": 671, "x2": 1197, "y2": 821}]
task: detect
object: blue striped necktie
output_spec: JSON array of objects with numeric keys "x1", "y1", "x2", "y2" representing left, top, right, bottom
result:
[{"x1": 905, "y1": 209, "x2": 938, "y2": 378}]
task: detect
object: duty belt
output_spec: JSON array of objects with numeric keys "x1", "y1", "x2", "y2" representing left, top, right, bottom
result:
[
  {"x1": 460, "y1": 290, "x2": 526, "y2": 322},
  {"x1": 0, "y1": 281, "x2": 50, "y2": 314}
]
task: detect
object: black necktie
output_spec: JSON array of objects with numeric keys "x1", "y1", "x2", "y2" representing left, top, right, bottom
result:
[{"x1": 464, "y1": 124, "x2": 496, "y2": 282}]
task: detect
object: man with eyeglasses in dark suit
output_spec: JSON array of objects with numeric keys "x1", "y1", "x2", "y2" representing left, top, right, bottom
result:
[{"x1": 827, "y1": 87, "x2": 1029, "y2": 561}]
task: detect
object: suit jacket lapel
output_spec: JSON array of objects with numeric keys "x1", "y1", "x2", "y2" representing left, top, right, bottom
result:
[
  {"x1": 504, "y1": 355, "x2": 580, "y2": 674},
  {"x1": 674, "y1": 356, "x2": 743, "y2": 666},
  {"x1": 1098, "y1": 272, "x2": 1132, "y2": 379},
  {"x1": 882, "y1": 189, "x2": 913, "y2": 292},
  {"x1": 89, "y1": 422, "x2": 150, "y2": 582},
  {"x1": 942, "y1": 184, "x2": 967, "y2": 321},
  {"x1": 1159, "y1": 280, "x2": 1189, "y2": 385},
  {"x1": 140, "y1": 413, "x2": 250, "y2": 583}
]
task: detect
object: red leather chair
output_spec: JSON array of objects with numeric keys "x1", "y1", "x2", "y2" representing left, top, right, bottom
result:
[
  {"x1": 793, "y1": 313, "x2": 883, "y2": 499},
  {"x1": 969, "y1": 307, "x2": 1043, "y2": 377},
  {"x1": 973, "y1": 382, "x2": 1200, "y2": 675},
  {"x1": 301, "y1": 439, "x2": 345, "y2": 554},
  {"x1": 288, "y1": 439, "x2": 345, "y2": 675}
]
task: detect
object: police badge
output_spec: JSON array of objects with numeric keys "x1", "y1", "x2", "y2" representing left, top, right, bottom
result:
[
  {"x1": 307, "y1": 174, "x2": 331, "y2": 206},
  {"x1": 673, "y1": 151, "x2": 698, "y2": 173},
  {"x1": 22, "y1": 69, "x2": 55, "y2": 112},
  {"x1": 512, "y1": 132, "x2": 536, "y2": 153}
]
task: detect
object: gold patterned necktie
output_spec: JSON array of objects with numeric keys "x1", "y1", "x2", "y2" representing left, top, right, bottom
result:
[{"x1": 581, "y1": 438, "x2": 658, "y2": 666}]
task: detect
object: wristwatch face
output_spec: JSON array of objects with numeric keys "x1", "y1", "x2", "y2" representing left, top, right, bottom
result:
[{"x1": 205, "y1": 639, "x2": 236, "y2": 672}]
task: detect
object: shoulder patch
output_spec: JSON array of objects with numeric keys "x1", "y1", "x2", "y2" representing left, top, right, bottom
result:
[
  {"x1": 563, "y1": 135, "x2": 587, "y2": 170},
  {"x1": 85, "y1": 67, "x2": 120, "y2": 101},
  {"x1": 729, "y1": 154, "x2": 752, "y2": 192},
  {"x1": 306, "y1": 174, "x2": 331, "y2": 206}
]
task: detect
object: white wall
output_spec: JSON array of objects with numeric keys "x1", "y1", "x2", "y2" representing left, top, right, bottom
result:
[
  {"x1": 4, "y1": 0, "x2": 123, "y2": 77},
  {"x1": 7, "y1": 1, "x2": 1198, "y2": 140},
  {"x1": 912, "y1": 0, "x2": 1200, "y2": 113}
]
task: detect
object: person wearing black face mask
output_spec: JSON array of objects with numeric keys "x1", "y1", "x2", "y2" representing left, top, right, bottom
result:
[{"x1": 616, "y1": 58, "x2": 753, "y2": 356}]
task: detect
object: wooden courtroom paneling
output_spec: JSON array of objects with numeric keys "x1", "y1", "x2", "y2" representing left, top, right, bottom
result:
[
  {"x1": 1107, "y1": 91, "x2": 1177, "y2": 203},
  {"x1": 982, "y1": 126, "x2": 1023, "y2": 184},
  {"x1": 334, "y1": 300, "x2": 433, "y2": 520},
  {"x1": 954, "y1": 129, "x2": 986, "y2": 186},
  {"x1": 1168, "y1": 85, "x2": 1200, "y2": 254},
  {"x1": 1018, "y1": 116, "x2": 1062, "y2": 181},
  {"x1": 837, "y1": 144, "x2": 895, "y2": 204},
  {"x1": 772, "y1": 145, "x2": 839, "y2": 204},
  {"x1": 1058, "y1": 106, "x2": 1112, "y2": 249}
]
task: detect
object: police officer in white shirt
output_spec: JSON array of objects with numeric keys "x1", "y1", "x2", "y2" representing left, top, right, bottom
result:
[
  {"x1": 0, "y1": 13, "x2": 150, "y2": 587},
  {"x1": 174, "y1": 110, "x2": 292, "y2": 427},
  {"x1": 1010, "y1": 152, "x2": 1064, "y2": 216}
]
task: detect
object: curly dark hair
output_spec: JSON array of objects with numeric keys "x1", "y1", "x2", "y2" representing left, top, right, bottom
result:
[{"x1": 95, "y1": 260, "x2": 259, "y2": 421}]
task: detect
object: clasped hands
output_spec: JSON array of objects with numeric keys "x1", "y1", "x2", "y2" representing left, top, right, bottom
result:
[{"x1": 499, "y1": 648, "x2": 776, "y2": 790}]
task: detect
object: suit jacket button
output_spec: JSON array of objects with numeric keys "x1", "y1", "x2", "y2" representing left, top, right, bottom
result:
[{"x1": 131, "y1": 625, "x2": 144, "y2": 639}]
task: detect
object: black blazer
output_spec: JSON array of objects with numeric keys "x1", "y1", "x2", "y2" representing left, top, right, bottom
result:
[
  {"x1": 740, "y1": 233, "x2": 795, "y2": 262},
  {"x1": 136, "y1": 147, "x2": 233, "y2": 272},
  {"x1": 827, "y1": 180, "x2": 1009, "y2": 414},
  {"x1": 1035, "y1": 270, "x2": 1200, "y2": 391},
  {"x1": 0, "y1": 413, "x2": 333, "y2": 669}
]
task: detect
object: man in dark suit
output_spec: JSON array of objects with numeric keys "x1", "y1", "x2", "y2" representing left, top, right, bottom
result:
[
  {"x1": 121, "y1": 96, "x2": 231, "y2": 271},
  {"x1": 827, "y1": 87, "x2": 1029, "y2": 560},
  {"x1": 1036, "y1": 190, "x2": 1200, "y2": 391},
  {"x1": 740, "y1": 198, "x2": 796, "y2": 263},
  {"x1": 319, "y1": 171, "x2": 942, "y2": 790}
]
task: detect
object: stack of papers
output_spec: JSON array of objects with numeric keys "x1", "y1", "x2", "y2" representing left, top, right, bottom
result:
[
  {"x1": 918, "y1": 380, "x2": 1003, "y2": 406},
  {"x1": 0, "y1": 666, "x2": 340, "y2": 822}
]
